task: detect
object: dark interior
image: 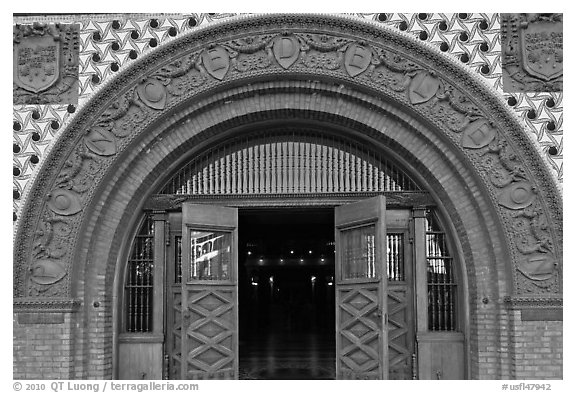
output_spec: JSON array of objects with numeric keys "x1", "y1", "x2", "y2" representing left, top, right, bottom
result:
[{"x1": 238, "y1": 209, "x2": 336, "y2": 379}]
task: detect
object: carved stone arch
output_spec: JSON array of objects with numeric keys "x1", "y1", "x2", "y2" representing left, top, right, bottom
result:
[{"x1": 13, "y1": 14, "x2": 562, "y2": 379}]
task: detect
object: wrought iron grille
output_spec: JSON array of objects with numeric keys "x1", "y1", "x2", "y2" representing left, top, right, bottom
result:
[
  {"x1": 387, "y1": 233, "x2": 405, "y2": 281},
  {"x1": 159, "y1": 130, "x2": 420, "y2": 195},
  {"x1": 125, "y1": 214, "x2": 154, "y2": 333},
  {"x1": 426, "y1": 210, "x2": 457, "y2": 331}
]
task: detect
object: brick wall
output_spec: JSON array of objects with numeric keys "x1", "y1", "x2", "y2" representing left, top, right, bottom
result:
[
  {"x1": 509, "y1": 310, "x2": 562, "y2": 379},
  {"x1": 13, "y1": 312, "x2": 75, "y2": 379}
]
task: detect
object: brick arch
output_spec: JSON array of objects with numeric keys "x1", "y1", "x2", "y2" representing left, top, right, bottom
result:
[{"x1": 14, "y1": 14, "x2": 562, "y2": 379}]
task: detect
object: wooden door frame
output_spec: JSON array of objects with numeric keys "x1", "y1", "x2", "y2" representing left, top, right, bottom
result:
[{"x1": 156, "y1": 193, "x2": 439, "y2": 379}]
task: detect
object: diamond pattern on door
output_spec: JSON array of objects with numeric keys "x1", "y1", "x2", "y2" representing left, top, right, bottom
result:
[
  {"x1": 337, "y1": 286, "x2": 381, "y2": 379},
  {"x1": 387, "y1": 286, "x2": 412, "y2": 379},
  {"x1": 169, "y1": 290, "x2": 182, "y2": 379},
  {"x1": 184, "y1": 288, "x2": 235, "y2": 379}
]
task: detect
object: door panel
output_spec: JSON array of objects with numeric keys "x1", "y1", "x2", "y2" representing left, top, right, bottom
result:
[
  {"x1": 386, "y1": 231, "x2": 415, "y2": 380},
  {"x1": 335, "y1": 196, "x2": 387, "y2": 379},
  {"x1": 166, "y1": 215, "x2": 182, "y2": 380},
  {"x1": 180, "y1": 204, "x2": 238, "y2": 379}
]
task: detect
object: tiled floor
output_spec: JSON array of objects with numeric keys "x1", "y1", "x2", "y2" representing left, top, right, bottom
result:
[{"x1": 239, "y1": 332, "x2": 336, "y2": 380}]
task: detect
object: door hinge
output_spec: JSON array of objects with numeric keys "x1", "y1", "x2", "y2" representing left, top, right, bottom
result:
[
  {"x1": 165, "y1": 221, "x2": 170, "y2": 246},
  {"x1": 411, "y1": 353, "x2": 418, "y2": 380},
  {"x1": 163, "y1": 354, "x2": 169, "y2": 380}
]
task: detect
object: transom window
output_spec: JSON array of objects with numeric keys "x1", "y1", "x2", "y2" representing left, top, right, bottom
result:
[{"x1": 160, "y1": 129, "x2": 421, "y2": 195}]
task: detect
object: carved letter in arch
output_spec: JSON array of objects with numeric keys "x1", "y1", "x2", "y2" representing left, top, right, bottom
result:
[
  {"x1": 461, "y1": 119, "x2": 497, "y2": 149},
  {"x1": 344, "y1": 43, "x2": 371, "y2": 77},
  {"x1": 30, "y1": 259, "x2": 66, "y2": 286},
  {"x1": 137, "y1": 78, "x2": 167, "y2": 110},
  {"x1": 517, "y1": 255, "x2": 556, "y2": 282},
  {"x1": 85, "y1": 127, "x2": 117, "y2": 156},
  {"x1": 47, "y1": 188, "x2": 82, "y2": 216},
  {"x1": 498, "y1": 181, "x2": 536, "y2": 210},
  {"x1": 272, "y1": 35, "x2": 300, "y2": 69},
  {"x1": 408, "y1": 71, "x2": 441, "y2": 104},
  {"x1": 201, "y1": 46, "x2": 230, "y2": 80}
]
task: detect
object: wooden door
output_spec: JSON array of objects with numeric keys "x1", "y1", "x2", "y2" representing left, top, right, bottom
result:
[
  {"x1": 178, "y1": 204, "x2": 238, "y2": 379},
  {"x1": 165, "y1": 212, "x2": 182, "y2": 379},
  {"x1": 335, "y1": 196, "x2": 387, "y2": 379},
  {"x1": 385, "y1": 211, "x2": 415, "y2": 379}
]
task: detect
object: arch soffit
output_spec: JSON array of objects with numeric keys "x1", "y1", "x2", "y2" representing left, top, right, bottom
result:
[{"x1": 14, "y1": 14, "x2": 562, "y2": 304}]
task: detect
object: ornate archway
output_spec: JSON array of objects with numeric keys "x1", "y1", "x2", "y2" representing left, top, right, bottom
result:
[{"x1": 14, "y1": 14, "x2": 562, "y2": 379}]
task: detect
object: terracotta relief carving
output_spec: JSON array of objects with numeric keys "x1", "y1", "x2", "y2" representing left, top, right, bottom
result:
[
  {"x1": 13, "y1": 22, "x2": 79, "y2": 105},
  {"x1": 137, "y1": 78, "x2": 167, "y2": 110},
  {"x1": 47, "y1": 189, "x2": 82, "y2": 216},
  {"x1": 407, "y1": 71, "x2": 441, "y2": 104},
  {"x1": 84, "y1": 128, "x2": 117, "y2": 156},
  {"x1": 272, "y1": 35, "x2": 300, "y2": 69},
  {"x1": 474, "y1": 135, "x2": 558, "y2": 292},
  {"x1": 501, "y1": 13, "x2": 563, "y2": 92},
  {"x1": 15, "y1": 17, "x2": 560, "y2": 298},
  {"x1": 153, "y1": 53, "x2": 206, "y2": 96},
  {"x1": 343, "y1": 43, "x2": 372, "y2": 77},
  {"x1": 201, "y1": 46, "x2": 230, "y2": 80},
  {"x1": 461, "y1": 119, "x2": 497, "y2": 149},
  {"x1": 29, "y1": 210, "x2": 71, "y2": 295}
]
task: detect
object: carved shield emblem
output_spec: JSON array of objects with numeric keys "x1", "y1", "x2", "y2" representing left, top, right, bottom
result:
[
  {"x1": 498, "y1": 181, "x2": 536, "y2": 210},
  {"x1": 201, "y1": 46, "x2": 230, "y2": 81},
  {"x1": 520, "y1": 20, "x2": 563, "y2": 81},
  {"x1": 461, "y1": 119, "x2": 497, "y2": 149},
  {"x1": 47, "y1": 189, "x2": 82, "y2": 216},
  {"x1": 137, "y1": 78, "x2": 167, "y2": 110},
  {"x1": 518, "y1": 255, "x2": 556, "y2": 281},
  {"x1": 14, "y1": 34, "x2": 60, "y2": 93},
  {"x1": 30, "y1": 259, "x2": 66, "y2": 285},
  {"x1": 344, "y1": 43, "x2": 371, "y2": 77},
  {"x1": 273, "y1": 36, "x2": 300, "y2": 69},
  {"x1": 408, "y1": 71, "x2": 441, "y2": 104},
  {"x1": 85, "y1": 127, "x2": 117, "y2": 156}
]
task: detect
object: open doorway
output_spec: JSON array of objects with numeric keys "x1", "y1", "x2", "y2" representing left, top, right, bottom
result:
[{"x1": 238, "y1": 209, "x2": 336, "y2": 379}]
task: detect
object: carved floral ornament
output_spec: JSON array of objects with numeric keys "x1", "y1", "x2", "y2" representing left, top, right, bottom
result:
[{"x1": 14, "y1": 15, "x2": 561, "y2": 299}]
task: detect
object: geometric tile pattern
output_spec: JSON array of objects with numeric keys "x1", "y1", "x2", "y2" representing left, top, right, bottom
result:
[{"x1": 12, "y1": 13, "x2": 563, "y2": 224}]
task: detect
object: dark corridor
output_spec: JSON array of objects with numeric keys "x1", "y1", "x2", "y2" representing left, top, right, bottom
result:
[{"x1": 238, "y1": 209, "x2": 336, "y2": 379}]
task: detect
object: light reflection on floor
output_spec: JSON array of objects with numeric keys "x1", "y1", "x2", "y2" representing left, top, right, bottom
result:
[{"x1": 239, "y1": 332, "x2": 335, "y2": 380}]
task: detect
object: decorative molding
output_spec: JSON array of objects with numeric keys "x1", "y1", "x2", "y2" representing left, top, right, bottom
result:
[
  {"x1": 503, "y1": 295, "x2": 562, "y2": 309},
  {"x1": 13, "y1": 297, "x2": 82, "y2": 313},
  {"x1": 145, "y1": 192, "x2": 435, "y2": 210},
  {"x1": 13, "y1": 14, "x2": 562, "y2": 299}
]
